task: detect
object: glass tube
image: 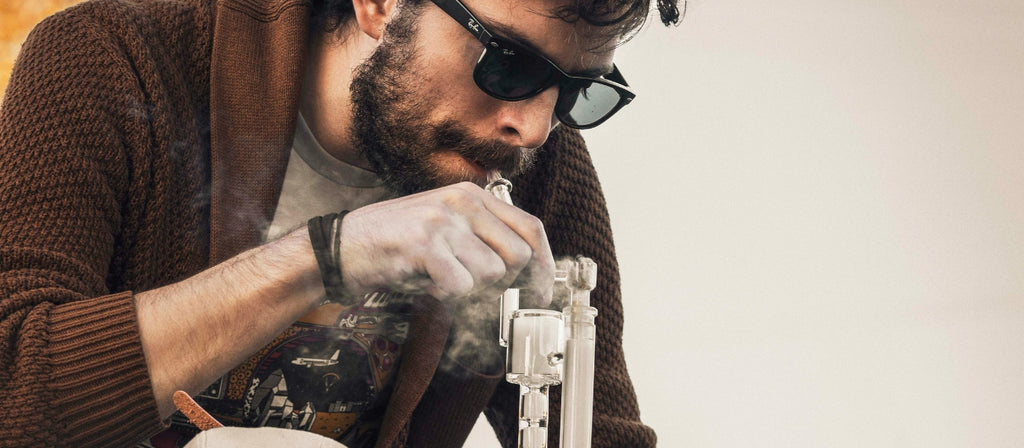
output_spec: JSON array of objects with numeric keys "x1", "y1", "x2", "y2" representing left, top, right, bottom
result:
[
  {"x1": 485, "y1": 176, "x2": 519, "y2": 347},
  {"x1": 559, "y1": 304, "x2": 597, "y2": 448}
]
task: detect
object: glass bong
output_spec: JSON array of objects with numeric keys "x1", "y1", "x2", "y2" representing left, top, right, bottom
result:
[{"x1": 487, "y1": 176, "x2": 598, "y2": 448}]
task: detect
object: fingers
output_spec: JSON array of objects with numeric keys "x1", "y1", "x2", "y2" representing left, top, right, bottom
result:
[
  {"x1": 472, "y1": 190, "x2": 555, "y2": 306},
  {"x1": 337, "y1": 182, "x2": 555, "y2": 304},
  {"x1": 447, "y1": 231, "x2": 509, "y2": 294},
  {"x1": 415, "y1": 183, "x2": 555, "y2": 305},
  {"x1": 421, "y1": 248, "x2": 475, "y2": 300}
]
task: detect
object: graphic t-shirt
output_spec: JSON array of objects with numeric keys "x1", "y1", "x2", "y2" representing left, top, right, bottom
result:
[
  {"x1": 191, "y1": 290, "x2": 412, "y2": 446},
  {"x1": 144, "y1": 114, "x2": 402, "y2": 448}
]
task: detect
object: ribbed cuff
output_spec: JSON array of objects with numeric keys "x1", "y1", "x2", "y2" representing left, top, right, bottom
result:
[{"x1": 46, "y1": 291, "x2": 166, "y2": 447}]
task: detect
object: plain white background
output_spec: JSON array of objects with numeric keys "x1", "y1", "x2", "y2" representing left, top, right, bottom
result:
[{"x1": 468, "y1": 0, "x2": 1024, "y2": 446}]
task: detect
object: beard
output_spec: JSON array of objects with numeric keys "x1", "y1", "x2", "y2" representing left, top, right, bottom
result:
[{"x1": 348, "y1": 7, "x2": 537, "y2": 196}]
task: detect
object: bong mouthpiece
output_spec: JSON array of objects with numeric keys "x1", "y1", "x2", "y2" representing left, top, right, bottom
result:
[{"x1": 485, "y1": 173, "x2": 513, "y2": 205}]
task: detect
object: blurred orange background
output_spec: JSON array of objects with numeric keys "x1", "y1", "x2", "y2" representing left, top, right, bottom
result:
[{"x1": 1, "y1": 1, "x2": 86, "y2": 99}]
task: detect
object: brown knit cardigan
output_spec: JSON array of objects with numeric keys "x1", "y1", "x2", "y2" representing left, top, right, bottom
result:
[{"x1": 0, "y1": 0, "x2": 656, "y2": 446}]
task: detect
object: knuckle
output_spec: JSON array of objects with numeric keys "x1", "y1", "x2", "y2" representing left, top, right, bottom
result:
[
  {"x1": 443, "y1": 183, "x2": 471, "y2": 199},
  {"x1": 479, "y1": 258, "x2": 507, "y2": 284},
  {"x1": 508, "y1": 241, "x2": 533, "y2": 271},
  {"x1": 441, "y1": 184, "x2": 482, "y2": 209},
  {"x1": 423, "y1": 203, "x2": 447, "y2": 220},
  {"x1": 454, "y1": 181, "x2": 481, "y2": 192},
  {"x1": 524, "y1": 215, "x2": 547, "y2": 240},
  {"x1": 534, "y1": 253, "x2": 555, "y2": 277},
  {"x1": 442, "y1": 273, "x2": 474, "y2": 298},
  {"x1": 429, "y1": 258, "x2": 475, "y2": 300},
  {"x1": 417, "y1": 204, "x2": 452, "y2": 230},
  {"x1": 406, "y1": 224, "x2": 432, "y2": 247}
]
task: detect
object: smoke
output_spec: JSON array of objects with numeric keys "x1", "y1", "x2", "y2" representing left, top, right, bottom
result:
[
  {"x1": 436, "y1": 255, "x2": 585, "y2": 376},
  {"x1": 439, "y1": 290, "x2": 505, "y2": 375}
]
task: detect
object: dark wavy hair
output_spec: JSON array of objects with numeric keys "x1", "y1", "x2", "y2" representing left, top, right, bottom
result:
[{"x1": 309, "y1": 0, "x2": 683, "y2": 39}]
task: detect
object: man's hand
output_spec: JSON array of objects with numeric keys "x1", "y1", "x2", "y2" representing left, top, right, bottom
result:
[{"x1": 338, "y1": 182, "x2": 555, "y2": 306}]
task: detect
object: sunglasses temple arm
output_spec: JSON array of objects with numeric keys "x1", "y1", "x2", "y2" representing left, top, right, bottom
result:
[
  {"x1": 432, "y1": 0, "x2": 494, "y2": 46},
  {"x1": 609, "y1": 65, "x2": 630, "y2": 87}
]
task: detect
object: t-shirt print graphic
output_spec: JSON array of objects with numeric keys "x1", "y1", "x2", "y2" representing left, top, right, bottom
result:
[{"x1": 186, "y1": 291, "x2": 412, "y2": 447}]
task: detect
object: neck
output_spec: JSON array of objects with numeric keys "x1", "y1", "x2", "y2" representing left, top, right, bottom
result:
[{"x1": 299, "y1": 27, "x2": 377, "y2": 170}]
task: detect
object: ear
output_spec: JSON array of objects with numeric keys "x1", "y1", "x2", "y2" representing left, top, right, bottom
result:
[{"x1": 351, "y1": 0, "x2": 398, "y2": 40}]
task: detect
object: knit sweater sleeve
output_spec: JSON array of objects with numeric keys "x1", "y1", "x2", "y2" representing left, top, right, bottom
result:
[
  {"x1": 484, "y1": 128, "x2": 659, "y2": 447},
  {"x1": 0, "y1": 8, "x2": 165, "y2": 448}
]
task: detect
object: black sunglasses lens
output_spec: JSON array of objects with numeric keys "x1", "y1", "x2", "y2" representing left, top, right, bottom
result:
[
  {"x1": 473, "y1": 40, "x2": 629, "y2": 128},
  {"x1": 475, "y1": 45, "x2": 554, "y2": 99},
  {"x1": 556, "y1": 81, "x2": 622, "y2": 128}
]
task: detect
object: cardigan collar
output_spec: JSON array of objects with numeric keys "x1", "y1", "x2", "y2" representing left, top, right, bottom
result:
[{"x1": 208, "y1": 0, "x2": 311, "y2": 265}]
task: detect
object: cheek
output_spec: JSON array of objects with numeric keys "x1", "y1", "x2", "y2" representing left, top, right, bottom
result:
[
  {"x1": 415, "y1": 52, "x2": 497, "y2": 125},
  {"x1": 409, "y1": 8, "x2": 511, "y2": 127}
]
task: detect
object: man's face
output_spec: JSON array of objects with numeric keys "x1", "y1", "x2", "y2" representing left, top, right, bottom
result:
[{"x1": 348, "y1": 0, "x2": 617, "y2": 195}]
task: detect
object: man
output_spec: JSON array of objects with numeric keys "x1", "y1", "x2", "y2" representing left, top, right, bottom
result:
[{"x1": 0, "y1": 0, "x2": 679, "y2": 445}]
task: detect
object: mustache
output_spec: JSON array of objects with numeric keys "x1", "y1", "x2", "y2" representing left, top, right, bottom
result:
[{"x1": 432, "y1": 121, "x2": 531, "y2": 175}]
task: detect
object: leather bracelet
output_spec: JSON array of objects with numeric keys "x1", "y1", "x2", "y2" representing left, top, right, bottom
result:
[{"x1": 308, "y1": 210, "x2": 351, "y2": 304}]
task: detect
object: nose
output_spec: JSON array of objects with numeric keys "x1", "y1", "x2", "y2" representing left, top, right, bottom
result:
[{"x1": 493, "y1": 86, "x2": 560, "y2": 149}]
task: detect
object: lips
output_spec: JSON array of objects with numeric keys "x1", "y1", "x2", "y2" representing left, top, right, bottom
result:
[
  {"x1": 454, "y1": 146, "x2": 523, "y2": 177},
  {"x1": 451, "y1": 152, "x2": 491, "y2": 178},
  {"x1": 464, "y1": 153, "x2": 500, "y2": 173}
]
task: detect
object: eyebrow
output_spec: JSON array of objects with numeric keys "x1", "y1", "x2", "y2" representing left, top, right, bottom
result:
[{"x1": 482, "y1": 18, "x2": 614, "y2": 78}]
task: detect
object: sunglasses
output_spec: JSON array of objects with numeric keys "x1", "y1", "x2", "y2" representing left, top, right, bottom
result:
[{"x1": 429, "y1": 0, "x2": 636, "y2": 129}]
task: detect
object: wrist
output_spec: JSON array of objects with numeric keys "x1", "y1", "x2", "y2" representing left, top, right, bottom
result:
[{"x1": 269, "y1": 226, "x2": 327, "y2": 311}]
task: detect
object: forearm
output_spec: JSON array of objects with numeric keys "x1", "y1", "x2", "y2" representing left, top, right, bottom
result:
[{"x1": 136, "y1": 227, "x2": 325, "y2": 419}]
